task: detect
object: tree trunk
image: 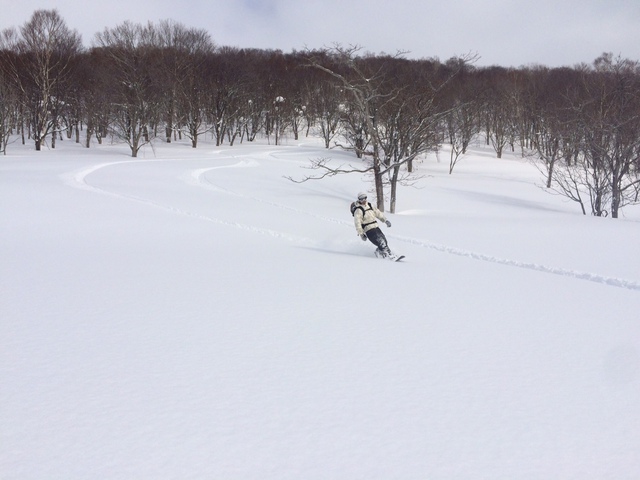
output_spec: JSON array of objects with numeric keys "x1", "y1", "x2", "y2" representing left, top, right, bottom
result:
[{"x1": 390, "y1": 165, "x2": 400, "y2": 213}]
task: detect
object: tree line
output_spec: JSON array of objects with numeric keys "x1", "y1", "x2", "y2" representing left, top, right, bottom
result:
[{"x1": 1, "y1": 10, "x2": 640, "y2": 216}]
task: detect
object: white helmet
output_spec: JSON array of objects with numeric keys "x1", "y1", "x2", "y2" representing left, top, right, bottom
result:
[{"x1": 357, "y1": 192, "x2": 367, "y2": 201}]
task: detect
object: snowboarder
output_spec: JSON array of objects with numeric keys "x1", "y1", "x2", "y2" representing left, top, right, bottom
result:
[{"x1": 352, "y1": 192, "x2": 395, "y2": 259}]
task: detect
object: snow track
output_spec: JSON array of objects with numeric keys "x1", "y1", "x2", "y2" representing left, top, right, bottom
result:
[
  {"x1": 189, "y1": 158, "x2": 349, "y2": 227},
  {"x1": 392, "y1": 234, "x2": 640, "y2": 291},
  {"x1": 61, "y1": 158, "x2": 314, "y2": 246},
  {"x1": 62, "y1": 155, "x2": 640, "y2": 292}
]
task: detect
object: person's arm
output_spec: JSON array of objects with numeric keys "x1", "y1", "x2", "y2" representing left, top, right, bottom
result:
[
  {"x1": 372, "y1": 205, "x2": 387, "y2": 223},
  {"x1": 373, "y1": 205, "x2": 391, "y2": 227},
  {"x1": 354, "y1": 209, "x2": 364, "y2": 236}
]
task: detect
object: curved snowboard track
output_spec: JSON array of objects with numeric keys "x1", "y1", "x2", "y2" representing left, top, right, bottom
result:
[
  {"x1": 190, "y1": 156, "x2": 350, "y2": 227},
  {"x1": 60, "y1": 158, "x2": 314, "y2": 246},
  {"x1": 62, "y1": 157, "x2": 640, "y2": 292},
  {"x1": 393, "y1": 234, "x2": 640, "y2": 292}
]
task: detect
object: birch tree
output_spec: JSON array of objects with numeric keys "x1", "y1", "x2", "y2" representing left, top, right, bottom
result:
[{"x1": 1, "y1": 9, "x2": 82, "y2": 150}]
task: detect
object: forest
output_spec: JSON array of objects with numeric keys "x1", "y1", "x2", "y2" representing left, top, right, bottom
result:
[{"x1": 1, "y1": 9, "x2": 640, "y2": 217}]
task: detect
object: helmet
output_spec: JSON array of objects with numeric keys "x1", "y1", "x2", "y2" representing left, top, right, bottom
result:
[{"x1": 357, "y1": 192, "x2": 367, "y2": 201}]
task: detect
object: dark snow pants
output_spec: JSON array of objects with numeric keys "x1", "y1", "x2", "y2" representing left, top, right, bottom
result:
[{"x1": 365, "y1": 227, "x2": 390, "y2": 252}]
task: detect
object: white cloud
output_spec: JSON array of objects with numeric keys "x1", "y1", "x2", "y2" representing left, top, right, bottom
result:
[{"x1": 2, "y1": 0, "x2": 639, "y2": 67}]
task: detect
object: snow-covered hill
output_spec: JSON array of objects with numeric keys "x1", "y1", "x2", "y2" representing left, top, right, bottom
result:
[{"x1": 2, "y1": 136, "x2": 639, "y2": 479}]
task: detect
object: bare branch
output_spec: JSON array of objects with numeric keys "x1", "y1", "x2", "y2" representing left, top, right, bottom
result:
[{"x1": 284, "y1": 157, "x2": 374, "y2": 183}]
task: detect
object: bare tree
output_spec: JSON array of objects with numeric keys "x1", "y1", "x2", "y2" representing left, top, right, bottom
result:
[
  {"x1": 278, "y1": 52, "x2": 311, "y2": 142},
  {"x1": 74, "y1": 49, "x2": 112, "y2": 147},
  {"x1": 374, "y1": 58, "x2": 448, "y2": 212},
  {"x1": 150, "y1": 20, "x2": 215, "y2": 145},
  {"x1": 442, "y1": 60, "x2": 482, "y2": 173},
  {"x1": 302, "y1": 47, "x2": 391, "y2": 209},
  {"x1": 307, "y1": 78, "x2": 343, "y2": 148},
  {"x1": 205, "y1": 47, "x2": 249, "y2": 146},
  {"x1": 302, "y1": 47, "x2": 470, "y2": 212},
  {"x1": 94, "y1": 21, "x2": 160, "y2": 157},
  {"x1": 476, "y1": 67, "x2": 515, "y2": 158},
  {"x1": 445, "y1": 99, "x2": 479, "y2": 174},
  {"x1": 486, "y1": 96, "x2": 512, "y2": 158},
  {"x1": 528, "y1": 67, "x2": 578, "y2": 187},
  {"x1": 583, "y1": 54, "x2": 640, "y2": 218},
  {"x1": 0, "y1": 65, "x2": 19, "y2": 153},
  {"x1": 1, "y1": 9, "x2": 82, "y2": 151},
  {"x1": 533, "y1": 55, "x2": 640, "y2": 218}
]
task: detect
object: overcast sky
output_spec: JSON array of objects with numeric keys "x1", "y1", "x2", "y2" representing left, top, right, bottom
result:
[{"x1": 3, "y1": 0, "x2": 640, "y2": 68}]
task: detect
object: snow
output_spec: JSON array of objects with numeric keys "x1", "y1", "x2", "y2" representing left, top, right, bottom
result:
[{"x1": 1, "y1": 135, "x2": 639, "y2": 479}]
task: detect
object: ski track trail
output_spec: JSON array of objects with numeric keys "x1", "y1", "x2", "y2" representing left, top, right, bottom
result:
[
  {"x1": 60, "y1": 156, "x2": 314, "y2": 246},
  {"x1": 393, "y1": 234, "x2": 640, "y2": 291},
  {"x1": 190, "y1": 155, "x2": 348, "y2": 227},
  {"x1": 61, "y1": 153, "x2": 640, "y2": 292}
]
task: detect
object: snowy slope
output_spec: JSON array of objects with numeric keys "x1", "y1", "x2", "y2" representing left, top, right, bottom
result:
[{"x1": 1, "y1": 137, "x2": 639, "y2": 479}]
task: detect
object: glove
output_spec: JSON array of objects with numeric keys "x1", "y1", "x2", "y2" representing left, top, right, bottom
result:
[
  {"x1": 385, "y1": 220, "x2": 392, "y2": 227},
  {"x1": 361, "y1": 233, "x2": 367, "y2": 241}
]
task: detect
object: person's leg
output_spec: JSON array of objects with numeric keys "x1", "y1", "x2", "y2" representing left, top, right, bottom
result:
[{"x1": 366, "y1": 228, "x2": 390, "y2": 254}]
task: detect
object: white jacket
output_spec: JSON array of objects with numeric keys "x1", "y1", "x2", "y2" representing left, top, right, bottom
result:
[{"x1": 354, "y1": 201, "x2": 387, "y2": 235}]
